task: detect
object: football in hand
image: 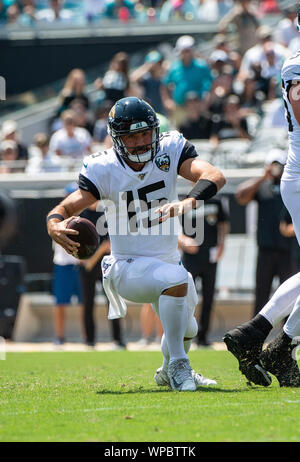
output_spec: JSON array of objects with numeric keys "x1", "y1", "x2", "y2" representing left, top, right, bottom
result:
[{"x1": 67, "y1": 217, "x2": 99, "y2": 260}]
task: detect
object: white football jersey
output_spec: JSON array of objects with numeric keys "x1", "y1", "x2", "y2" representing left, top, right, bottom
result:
[
  {"x1": 79, "y1": 130, "x2": 198, "y2": 264},
  {"x1": 282, "y1": 50, "x2": 300, "y2": 176}
]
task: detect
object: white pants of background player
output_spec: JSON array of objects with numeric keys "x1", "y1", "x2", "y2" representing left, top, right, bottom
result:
[
  {"x1": 259, "y1": 177, "x2": 300, "y2": 339},
  {"x1": 104, "y1": 256, "x2": 198, "y2": 366}
]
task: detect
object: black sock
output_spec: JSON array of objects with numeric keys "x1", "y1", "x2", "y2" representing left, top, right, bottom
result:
[{"x1": 249, "y1": 314, "x2": 273, "y2": 337}]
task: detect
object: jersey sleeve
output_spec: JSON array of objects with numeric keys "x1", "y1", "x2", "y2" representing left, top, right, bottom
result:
[
  {"x1": 78, "y1": 155, "x2": 103, "y2": 200},
  {"x1": 282, "y1": 59, "x2": 300, "y2": 86},
  {"x1": 177, "y1": 139, "x2": 198, "y2": 173}
]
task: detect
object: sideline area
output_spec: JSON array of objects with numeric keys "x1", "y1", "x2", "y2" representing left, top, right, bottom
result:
[{"x1": 2, "y1": 340, "x2": 226, "y2": 353}]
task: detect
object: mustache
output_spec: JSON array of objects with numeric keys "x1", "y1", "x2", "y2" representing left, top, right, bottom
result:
[{"x1": 128, "y1": 142, "x2": 153, "y2": 155}]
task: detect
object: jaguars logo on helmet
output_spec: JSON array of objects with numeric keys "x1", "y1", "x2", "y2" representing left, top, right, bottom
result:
[{"x1": 107, "y1": 96, "x2": 160, "y2": 164}]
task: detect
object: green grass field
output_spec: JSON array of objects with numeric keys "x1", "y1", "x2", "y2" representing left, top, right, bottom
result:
[{"x1": 0, "y1": 349, "x2": 299, "y2": 442}]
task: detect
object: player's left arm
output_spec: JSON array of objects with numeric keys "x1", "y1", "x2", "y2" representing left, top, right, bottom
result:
[
  {"x1": 289, "y1": 82, "x2": 300, "y2": 125},
  {"x1": 156, "y1": 157, "x2": 226, "y2": 222}
]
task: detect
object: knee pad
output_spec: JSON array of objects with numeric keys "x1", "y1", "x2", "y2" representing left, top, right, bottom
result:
[
  {"x1": 185, "y1": 315, "x2": 198, "y2": 339},
  {"x1": 153, "y1": 263, "x2": 188, "y2": 289}
]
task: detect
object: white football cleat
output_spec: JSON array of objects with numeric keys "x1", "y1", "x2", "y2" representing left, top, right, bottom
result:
[
  {"x1": 154, "y1": 367, "x2": 217, "y2": 387},
  {"x1": 154, "y1": 367, "x2": 170, "y2": 386},
  {"x1": 168, "y1": 358, "x2": 196, "y2": 391},
  {"x1": 193, "y1": 372, "x2": 217, "y2": 387}
]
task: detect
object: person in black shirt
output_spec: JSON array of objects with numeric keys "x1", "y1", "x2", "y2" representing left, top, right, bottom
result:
[
  {"x1": 80, "y1": 202, "x2": 126, "y2": 348},
  {"x1": 178, "y1": 92, "x2": 212, "y2": 140},
  {"x1": 210, "y1": 94, "x2": 251, "y2": 148},
  {"x1": 180, "y1": 196, "x2": 230, "y2": 346},
  {"x1": 235, "y1": 149, "x2": 293, "y2": 317},
  {"x1": 280, "y1": 209, "x2": 300, "y2": 274}
]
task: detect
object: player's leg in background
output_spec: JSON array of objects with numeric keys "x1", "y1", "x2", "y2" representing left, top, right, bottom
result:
[
  {"x1": 253, "y1": 249, "x2": 276, "y2": 316},
  {"x1": 197, "y1": 263, "x2": 217, "y2": 347},
  {"x1": 80, "y1": 264, "x2": 97, "y2": 346},
  {"x1": 277, "y1": 250, "x2": 293, "y2": 286},
  {"x1": 110, "y1": 318, "x2": 126, "y2": 348},
  {"x1": 139, "y1": 303, "x2": 161, "y2": 344},
  {"x1": 52, "y1": 264, "x2": 73, "y2": 345},
  {"x1": 53, "y1": 304, "x2": 66, "y2": 345}
]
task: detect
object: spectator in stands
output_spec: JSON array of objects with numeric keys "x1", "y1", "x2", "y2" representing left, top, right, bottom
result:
[
  {"x1": 138, "y1": 303, "x2": 163, "y2": 345},
  {"x1": 256, "y1": 40, "x2": 285, "y2": 100},
  {"x1": 274, "y1": 2, "x2": 298, "y2": 48},
  {"x1": 18, "y1": 0, "x2": 37, "y2": 26},
  {"x1": 79, "y1": 202, "x2": 126, "y2": 349},
  {"x1": 237, "y1": 25, "x2": 290, "y2": 84},
  {"x1": 0, "y1": 120, "x2": 28, "y2": 161},
  {"x1": 210, "y1": 94, "x2": 251, "y2": 147},
  {"x1": 57, "y1": 68, "x2": 89, "y2": 117},
  {"x1": 102, "y1": 0, "x2": 136, "y2": 21},
  {"x1": 238, "y1": 73, "x2": 264, "y2": 112},
  {"x1": 209, "y1": 49, "x2": 230, "y2": 77},
  {"x1": 159, "y1": 0, "x2": 199, "y2": 22},
  {"x1": 94, "y1": 52, "x2": 130, "y2": 104},
  {"x1": 84, "y1": 0, "x2": 106, "y2": 22},
  {"x1": 235, "y1": 148, "x2": 293, "y2": 317},
  {"x1": 0, "y1": 1, "x2": 8, "y2": 23},
  {"x1": 179, "y1": 196, "x2": 230, "y2": 346},
  {"x1": 35, "y1": 0, "x2": 74, "y2": 23},
  {"x1": 206, "y1": 61, "x2": 235, "y2": 114},
  {"x1": 93, "y1": 100, "x2": 112, "y2": 143},
  {"x1": 26, "y1": 133, "x2": 63, "y2": 173},
  {"x1": 178, "y1": 91, "x2": 212, "y2": 140},
  {"x1": 161, "y1": 35, "x2": 213, "y2": 126},
  {"x1": 5, "y1": 3, "x2": 20, "y2": 24},
  {"x1": 49, "y1": 109, "x2": 92, "y2": 160},
  {"x1": 69, "y1": 99, "x2": 94, "y2": 136},
  {"x1": 0, "y1": 140, "x2": 25, "y2": 173},
  {"x1": 198, "y1": 0, "x2": 233, "y2": 22},
  {"x1": 52, "y1": 183, "x2": 83, "y2": 346},
  {"x1": 219, "y1": 0, "x2": 260, "y2": 54},
  {"x1": 130, "y1": 50, "x2": 166, "y2": 114},
  {"x1": 258, "y1": 0, "x2": 280, "y2": 16}
]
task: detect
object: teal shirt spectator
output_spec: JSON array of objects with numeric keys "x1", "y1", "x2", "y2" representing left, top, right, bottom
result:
[
  {"x1": 163, "y1": 58, "x2": 213, "y2": 106},
  {"x1": 103, "y1": 0, "x2": 136, "y2": 19}
]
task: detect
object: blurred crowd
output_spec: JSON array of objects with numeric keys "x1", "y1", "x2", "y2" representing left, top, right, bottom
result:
[
  {"x1": 1, "y1": 0, "x2": 299, "y2": 174},
  {"x1": 0, "y1": 0, "x2": 290, "y2": 26}
]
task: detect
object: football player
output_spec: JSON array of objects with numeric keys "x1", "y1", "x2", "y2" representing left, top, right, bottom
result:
[
  {"x1": 47, "y1": 96, "x2": 225, "y2": 391},
  {"x1": 223, "y1": 10, "x2": 300, "y2": 388}
]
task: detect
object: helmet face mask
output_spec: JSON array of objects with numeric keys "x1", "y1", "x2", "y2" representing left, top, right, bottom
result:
[{"x1": 107, "y1": 97, "x2": 160, "y2": 163}]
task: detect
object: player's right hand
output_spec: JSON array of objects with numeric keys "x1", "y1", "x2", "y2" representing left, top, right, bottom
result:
[{"x1": 48, "y1": 216, "x2": 80, "y2": 254}]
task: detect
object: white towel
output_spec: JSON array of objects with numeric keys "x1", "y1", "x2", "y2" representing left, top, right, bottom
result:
[{"x1": 101, "y1": 255, "x2": 127, "y2": 320}]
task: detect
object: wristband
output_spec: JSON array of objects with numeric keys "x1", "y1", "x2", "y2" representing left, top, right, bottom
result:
[
  {"x1": 46, "y1": 213, "x2": 65, "y2": 223},
  {"x1": 187, "y1": 179, "x2": 217, "y2": 201}
]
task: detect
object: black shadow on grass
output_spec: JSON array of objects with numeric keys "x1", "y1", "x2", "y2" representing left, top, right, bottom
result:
[{"x1": 95, "y1": 387, "x2": 247, "y2": 395}]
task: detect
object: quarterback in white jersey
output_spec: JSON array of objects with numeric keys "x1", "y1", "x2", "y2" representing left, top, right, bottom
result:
[
  {"x1": 223, "y1": 22, "x2": 300, "y2": 388},
  {"x1": 47, "y1": 97, "x2": 225, "y2": 391}
]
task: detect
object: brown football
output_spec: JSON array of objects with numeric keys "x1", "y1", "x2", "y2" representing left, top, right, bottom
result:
[{"x1": 66, "y1": 217, "x2": 99, "y2": 260}]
